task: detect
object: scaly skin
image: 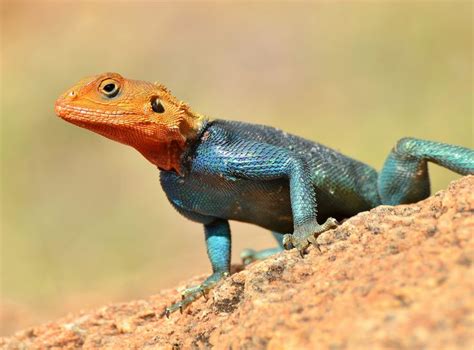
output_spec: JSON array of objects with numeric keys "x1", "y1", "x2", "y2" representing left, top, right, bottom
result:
[{"x1": 55, "y1": 72, "x2": 474, "y2": 316}]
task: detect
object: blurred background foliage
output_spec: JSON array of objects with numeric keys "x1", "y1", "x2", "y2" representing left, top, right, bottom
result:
[{"x1": 1, "y1": 1, "x2": 472, "y2": 335}]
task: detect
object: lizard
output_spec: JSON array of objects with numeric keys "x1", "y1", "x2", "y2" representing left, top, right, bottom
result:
[{"x1": 55, "y1": 72, "x2": 474, "y2": 316}]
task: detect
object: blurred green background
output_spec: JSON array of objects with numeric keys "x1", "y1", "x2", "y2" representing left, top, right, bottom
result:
[{"x1": 1, "y1": 1, "x2": 472, "y2": 335}]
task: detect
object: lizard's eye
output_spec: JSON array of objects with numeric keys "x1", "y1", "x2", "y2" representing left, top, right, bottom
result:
[
  {"x1": 99, "y1": 79, "x2": 120, "y2": 98},
  {"x1": 151, "y1": 96, "x2": 165, "y2": 113}
]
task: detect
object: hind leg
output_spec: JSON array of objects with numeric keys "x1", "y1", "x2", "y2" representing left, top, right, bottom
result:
[
  {"x1": 241, "y1": 231, "x2": 284, "y2": 265},
  {"x1": 378, "y1": 137, "x2": 474, "y2": 205}
]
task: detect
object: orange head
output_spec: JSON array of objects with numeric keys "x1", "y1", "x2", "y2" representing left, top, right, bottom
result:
[{"x1": 55, "y1": 72, "x2": 205, "y2": 173}]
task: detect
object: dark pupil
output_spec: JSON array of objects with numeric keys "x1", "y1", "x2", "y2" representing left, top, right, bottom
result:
[
  {"x1": 151, "y1": 97, "x2": 165, "y2": 113},
  {"x1": 103, "y1": 83, "x2": 116, "y2": 93}
]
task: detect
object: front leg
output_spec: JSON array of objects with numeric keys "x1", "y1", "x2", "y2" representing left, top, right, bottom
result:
[
  {"x1": 225, "y1": 140, "x2": 338, "y2": 254},
  {"x1": 165, "y1": 219, "x2": 231, "y2": 316}
]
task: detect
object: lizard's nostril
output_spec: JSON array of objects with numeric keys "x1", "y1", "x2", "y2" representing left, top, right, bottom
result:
[{"x1": 68, "y1": 90, "x2": 76, "y2": 98}]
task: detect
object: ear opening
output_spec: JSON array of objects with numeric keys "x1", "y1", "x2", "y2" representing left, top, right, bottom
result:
[{"x1": 151, "y1": 96, "x2": 165, "y2": 113}]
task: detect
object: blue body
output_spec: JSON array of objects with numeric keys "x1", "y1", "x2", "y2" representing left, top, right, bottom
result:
[
  {"x1": 161, "y1": 120, "x2": 380, "y2": 232},
  {"x1": 161, "y1": 119, "x2": 474, "y2": 314}
]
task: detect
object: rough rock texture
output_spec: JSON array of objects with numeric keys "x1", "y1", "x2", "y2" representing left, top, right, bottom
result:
[{"x1": 2, "y1": 176, "x2": 473, "y2": 350}]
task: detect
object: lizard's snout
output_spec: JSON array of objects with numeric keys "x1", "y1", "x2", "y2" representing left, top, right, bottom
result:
[
  {"x1": 54, "y1": 99, "x2": 68, "y2": 119},
  {"x1": 55, "y1": 89, "x2": 77, "y2": 118}
]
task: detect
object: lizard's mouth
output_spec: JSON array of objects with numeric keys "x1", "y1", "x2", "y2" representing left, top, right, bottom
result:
[
  {"x1": 54, "y1": 99, "x2": 82, "y2": 121},
  {"x1": 54, "y1": 103, "x2": 68, "y2": 119},
  {"x1": 54, "y1": 101, "x2": 129, "y2": 122},
  {"x1": 54, "y1": 102, "x2": 67, "y2": 119}
]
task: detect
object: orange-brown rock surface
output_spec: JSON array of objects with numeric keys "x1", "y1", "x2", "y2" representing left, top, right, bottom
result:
[{"x1": 2, "y1": 176, "x2": 473, "y2": 350}]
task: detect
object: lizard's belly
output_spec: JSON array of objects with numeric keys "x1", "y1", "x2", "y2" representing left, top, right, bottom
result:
[{"x1": 160, "y1": 171, "x2": 294, "y2": 233}]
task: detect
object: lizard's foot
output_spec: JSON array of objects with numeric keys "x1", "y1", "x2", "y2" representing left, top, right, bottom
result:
[
  {"x1": 164, "y1": 271, "x2": 228, "y2": 317},
  {"x1": 240, "y1": 247, "x2": 284, "y2": 265},
  {"x1": 282, "y1": 217, "x2": 338, "y2": 256}
]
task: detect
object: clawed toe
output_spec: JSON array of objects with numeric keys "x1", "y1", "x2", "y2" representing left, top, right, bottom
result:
[
  {"x1": 282, "y1": 234, "x2": 294, "y2": 250},
  {"x1": 164, "y1": 271, "x2": 228, "y2": 317},
  {"x1": 283, "y1": 217, "x2": 339, "y2": 257},
  {"x1": 165, "y1": 291, "x2": 200, "y2": 317},
  {"x1": 283, "y1": 233, "x2": 309, "y2": 256},
  {"x1": 323, "y1": 217, "x2": 339, "y2": 230},
  {"x1": 307, "y1": 235, "x2": 322, "y2": 253}
]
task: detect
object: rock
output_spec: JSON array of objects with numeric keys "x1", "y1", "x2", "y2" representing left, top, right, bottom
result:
[{"x1": 1, "y1": 176, "x2": 473, "y2": 350}]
